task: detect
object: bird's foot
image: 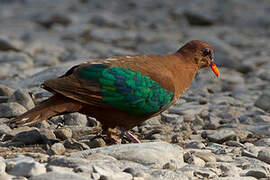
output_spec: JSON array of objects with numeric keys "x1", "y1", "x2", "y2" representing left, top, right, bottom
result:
[{"x1": 123, "y1": 131, "x2": 140, "y2": 143}]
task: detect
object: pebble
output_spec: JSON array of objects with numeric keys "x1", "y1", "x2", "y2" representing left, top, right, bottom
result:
[
  {"x1": 0, "y1": 102, "x2": 27, "y2": 118},
  {"x1": 0, "y1": 158, "x2": 6, "y2": 173},
  {"x1": 55, "y1": 127, "x2": 72, "y2": 140},
  {"x1": 245, "y1": 168, "x2": 267, "y2": 178},
  {"x1": 8, "y1": 89, "x2": 35, "y2": 110},
  {"x1": 255, "y1": 91, "x2": 270, "y2": 112},
  {"x1": 206, "y1": 129, "x2": 236, "y2": 143},
  {"x1": 13, "y1": 129, "x2": 43, "y2": 145},
  {"x1": 49, "y1": 143, "x2": 66, "y2": 155},
  {"x1": 63, "y1": 113, "x2": 88, "y2": 127},
  {"x1": 9, "y1": 161, "x2": 46, "y2": 178},
  {"x1": 0, "y1": 85, "x2": 14, "y2": 96},
  {"x1": 257, "y1": 148, "x2": 270, "y2": 164},
  {"x1": 70, "y1": 142, "x2": 185, "y2": 169},
  {"x1": 29, "y1": 172, "x2": 89, "y2": 180}
]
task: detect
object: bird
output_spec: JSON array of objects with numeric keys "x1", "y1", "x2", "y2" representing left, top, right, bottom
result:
[{"x1": 12, "y1": 40, "x2": 219, "y2": 143}]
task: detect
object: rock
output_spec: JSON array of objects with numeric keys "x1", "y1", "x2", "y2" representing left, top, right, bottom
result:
[
  {"x1": 70, "y1": 142, "x2": 185, "y2": 169},
  {"x1": 206, "y1": 129, "x2": 236, "y2": 143},
  {"x1": 55, "y1": 127, "x2": 72, "y2": 140},
  {"x1": 13, "y1": 129, "x2": 43, "y2": 145},
  {"x1": 0, "y1": 52, "x2": 33, "y2": 72},
  {"x1": 8, "y1": 89, "x2": 35, "y2": 110},
  {"x1": 161, "y1": 112, "x2": 184, "y2": 124},
  {"x1": 39, "y1": 128, "x2": 57, "y2": 142},
  {"x1": 257, "y1": 148, "x2": 270, "y2": 164},
  {"x1": 0, "y1": 172, "x2": 15, "y2": 180},
  {"x1": 193, "y1": 151, "x2": 216, "y2": 162},
  {"x1": 246, "y1": 124, "x2": 270, "y2": 136},
  {"x1": 0, "y1": 102, "x2": 27, "y2": 118},
  {"x1": 9, "y1": 161, "x2": 46, "y2": 178},
  {"x1": 168, "y1": 102, "x2": 208, "y2": 116},
  {"x1": 185, "y1": 141, "x2": 205, "y2": 149},
  {"x1": 0, "y1": 157, "x2": 6, "y2": 173},
  {"x1": 254, "y1": 115, "x2": 270, "y2": 123},
  {"x1": 84, "y1": 138, "x2": 106, "y2": 148},
  {"x1": 64, "y1": 113, "x2": 88, "y2": 127},
  {"x1": 179, "y1": 165, "x2": 217, "y2": 179},
  {"x1": 150, "y1": 169, "x2": 189, "y2": 180},
  {"x1": 69, "y1": 126, "x2": 101, "y2": 139},
  {"x1": 0, "y1": 85, "x2": 14, "y2": 96},
  {"x1": 184, "y1": 152, "x2": 205, "y2": 167},
  {"x1": 0, "y1": 96, "x2": 9, "y2": 103},
  {"x1": 0, "y1": 37, "x2": 21, "y2": 51},
  {"x1": 184, "y1": 10, "x2": 216, "y2": 26},
  {"x1": 34, "y1": 54, "x2": 60, "y2": 66},
  {"x1": 49, "y1": 143, "x2": 66, "y2": 155},
  {"x1": 63, "y1": 139, "x2": 89, "y2": 150},
  {"x1": 29, "y1": 172, "x2": 89, "y2": 180},
  {"x1": 217, "y1": 177, "x2": 257, "y2": 180},
  {"x1": 254, "y1": 138, "x2": 270, "y2": 147},
  {"x1": 255, "y1": 91, "x2": 270, "y2": 112},
  {"x1": 0, "y1": 123, "x2": 11, "y2": 135},
  {"x1": 245, "y1": 168, "x2": 267, "y2": 179}
]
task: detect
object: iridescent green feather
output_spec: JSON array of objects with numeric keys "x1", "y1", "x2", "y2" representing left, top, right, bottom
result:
[{"x1": 77, "y1": 64, "x2": 174, "y2": 114}]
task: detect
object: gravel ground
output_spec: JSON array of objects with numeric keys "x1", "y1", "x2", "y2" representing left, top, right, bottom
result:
[{"x1": 0, "y1": 0, "x2": 270, "y2": 179}]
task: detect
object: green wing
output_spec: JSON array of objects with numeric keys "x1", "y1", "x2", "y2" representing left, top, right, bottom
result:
[{"x1": 77, "y1": 64, "x2": 174, "y2": 114}]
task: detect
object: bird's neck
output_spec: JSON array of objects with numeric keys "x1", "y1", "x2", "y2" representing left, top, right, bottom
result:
[{"x1": 168, "y1": 53, "x2": 199, "y2": 99}]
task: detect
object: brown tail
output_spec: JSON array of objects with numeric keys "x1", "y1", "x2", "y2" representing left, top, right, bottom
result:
[{"x1": 12, "y1": 95, "x2": 82, "y2": 126}]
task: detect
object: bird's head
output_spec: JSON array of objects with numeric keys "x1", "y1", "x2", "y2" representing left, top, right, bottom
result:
[{"x1": 178, "y1": 40, "x2": 220, "y2": 77}]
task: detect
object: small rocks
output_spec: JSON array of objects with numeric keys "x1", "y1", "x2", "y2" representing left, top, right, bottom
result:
[
  {"x1": 63, "y1": 113, "x2": 88, "y2": 127},
  {"x1": 9, "y1": 161, "x2": 46, "y2": 177},
  {"x1": 245, "y1": 168, "x2": 267, "y2": 179},
  {"x1": 255, "y1": 91, "x2": 270, "y2": 112},
  {"x1": 0, "y1": 102, "x2": 27, "y2": 118},
  {"x1": 49, "y1": 143, "x2": 66, "y2": 155},
  {"x1": 257, "y1": 148, "x2": 270, "y2": 164},
  {"x1": 0, "y1": 85, "x2": 14, "y2": 96},
  {"x1": 29, "y1": 172, "x2": 89, "y2": 180},
  {"x1": 13, "y1": 129, "x2": 43, "y2": 145},
  {"x1": 55, "y1": 127, "x2": 72, "y2": 140},
  {"x1": 8, "y1": 89, "x2": 35, "y2": 110},
  {"x1": 206, "y1": 129, "x2": 236, "y2": 143}
]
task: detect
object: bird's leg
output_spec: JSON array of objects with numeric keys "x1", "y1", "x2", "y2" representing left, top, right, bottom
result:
[{"x1": 122, "y1": 130, "x2": 140, "y2": 143}]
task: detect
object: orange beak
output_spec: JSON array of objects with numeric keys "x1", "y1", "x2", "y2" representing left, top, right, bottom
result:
[{"x1": 210, "y1": 62, "x2": 220, "y2": 77}]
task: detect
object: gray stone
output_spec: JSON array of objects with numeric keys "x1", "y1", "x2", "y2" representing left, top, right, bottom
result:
[
  {"x1": 255, "y1": 91, "x2": 270, "y2": 112},
  {"x1": 168, "y1": 102, "x2": 208, "y2": 116},
  {"x1": 217, "y1": 177, "x2": 257, "y2": 180},
  {"x1": 185, "y1": 141, "x2": 205, "y2": 149},
  {"x1": 257, "y1": 148, "x2": 270, "y2": 164},
  {"x1": 49, "y1": 143, "x2": 66, "y2": 155},
  {"x1": 0, "y1": 96, "x2": 9, "y2": 103},
  {"x1": 64, "y1": 113, "x2": 88, "y2": 127},
  {"x1": 0, "y1": 123, "x2": 11, "y2": 135},
  {"x1": 150, "y1": 169, "x2": 189, "y2": 180},
  {"x1": 184, "y1": 152, "x2": 205, "y2": 167},
  {"x1": 179, "y1": 165, "x2": 217, "y2": 179},
  {"x1": 9, "y1": 161, "x2": 46, "y2": 178},
  {"x1": 70, "y1": 142, "x2": 185, "y2": 169},
  {"x1": 0, "y1": 157, "x2": 6, "y2": 173},
  {"x1": 63, "y1": 139, "x2": 89, "y2": 150},
  {"x1": 207, "y1": 129, "x2": 236, "y2": 143},
  {"x1": 0, "y1": 52, "x2": 33, "y2": 71},
  {"x1": 13, "y1": 129, "x2": 43, "y2": 145},
  {"x1": 0, "y1": 172, "x2": 15, "y2": 180},
  {"x1": 0, "y1": 85, "x2": 14, "y2": 96},
  {"x1": 29, "y1": 172, "x2": 89, "y2": 180},
  {"x1": 245, "y1": 168, "x2": 267, "y2": 178},
  {"x1": 0, "y1": 102, "x2": 27, "y2": 118},
  {"x1": 8, "y1": 89, "x2": 35, "y2": 110},
  {"x1": 161, "y1": 112, "x2": 184, "y2": 124},
  {"x1": 254, "y1": 115, "x2": 270, "y2": 123},
  {"x1": 34, "y1": 54, "x2": 60, "y2": 66},
  {"x1": 55, "y1": 127, "x2": 72, "y2": 140},
  {"x1": 254, "y1": 138, "x2": 270, "y2": 147}
]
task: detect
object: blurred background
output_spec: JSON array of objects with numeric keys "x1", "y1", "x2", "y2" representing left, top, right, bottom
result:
[{"x1": 0, "y1": 0, "x2": 269, "y2": 130}]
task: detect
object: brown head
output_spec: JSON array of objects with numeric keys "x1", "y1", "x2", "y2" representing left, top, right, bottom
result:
[{"x1": 177, "y1": 40, "x2": 219, "y2": 77}]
